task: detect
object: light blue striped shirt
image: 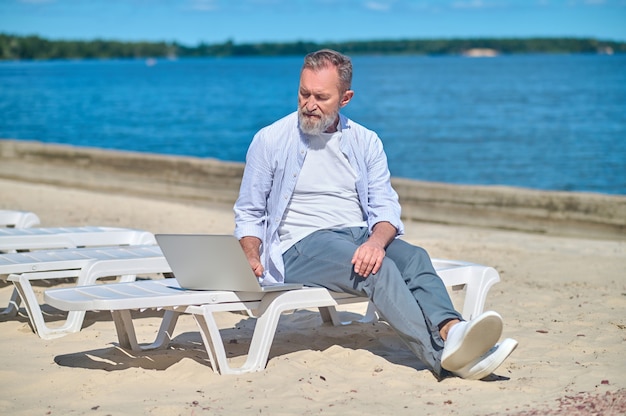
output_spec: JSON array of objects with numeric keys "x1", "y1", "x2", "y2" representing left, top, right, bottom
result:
[{"x1": 234, "y1": 111, "x2": 404, "y2": 284}]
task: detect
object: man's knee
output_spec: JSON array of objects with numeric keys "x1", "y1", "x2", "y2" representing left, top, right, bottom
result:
[
  {"x1": 410, "y1": 245, "x2": 430, "y2": 261},
  {"x1": 388, "y1": 240, "x2": 433, "y2": 270},
  {"x1": 369, "y1": 258, "x2": 403, "y2": 284}
]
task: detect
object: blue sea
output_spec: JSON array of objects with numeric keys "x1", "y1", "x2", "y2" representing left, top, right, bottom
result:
[{"x1": 1, "y1": 54, "x2": 625, "y2": 195}]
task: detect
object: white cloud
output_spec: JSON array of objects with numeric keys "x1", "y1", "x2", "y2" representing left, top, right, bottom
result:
[
  {"x1": 365, "y1": 1, "x2": 392, "y2": 11},
  {"x1": 187, "y1": 0, "x2": 219, "y2": 11},
  {"x1": 566, "y1": 0, "x2": 611, "y2": 5},
  {"x1": 451, "y1": 0, "x2": 501, "y2": 8}
]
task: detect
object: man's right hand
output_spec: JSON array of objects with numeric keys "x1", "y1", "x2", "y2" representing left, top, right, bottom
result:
[
  {"x1": 248, "y1": 257, "x2": 264, "y2": 277},
  {"x1": 239, "y1": 236, "x2": 264, "y2": 277}
]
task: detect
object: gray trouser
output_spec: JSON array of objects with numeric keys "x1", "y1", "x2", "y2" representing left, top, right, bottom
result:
[{"x1": 282, "y1": 227, "x2": 462, "y2": 378}]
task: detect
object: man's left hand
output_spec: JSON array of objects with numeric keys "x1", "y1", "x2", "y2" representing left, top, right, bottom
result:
[
  {"x1": 351, "y1": 240, "x2": 386, "y2": 277},
  {"x1": 351, "y1": 221, "x2": 397, "y2": 277}
]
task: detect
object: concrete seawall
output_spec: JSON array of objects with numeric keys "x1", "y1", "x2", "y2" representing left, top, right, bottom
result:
[{"x1": 1, "y1": 139, "x2": 624, "y2": 240}]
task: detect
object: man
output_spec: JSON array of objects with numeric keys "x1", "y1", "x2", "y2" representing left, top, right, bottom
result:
[{"x1": 234, "y1": 49, "x2": 517, "y2": 380}]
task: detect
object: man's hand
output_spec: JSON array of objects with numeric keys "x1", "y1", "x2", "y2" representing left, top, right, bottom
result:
[
  {"x1": 352, "y1": 240, "x2": 386, "y2": 277},
  {"x1": 239, "y1": 236, "x2": 264, "y2": 277},
  {"x1": 351, "y1": 221, "x2": 397, "y2": 278}
]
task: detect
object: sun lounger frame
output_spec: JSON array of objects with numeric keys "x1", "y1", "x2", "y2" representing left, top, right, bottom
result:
[
  {"x1": 43, "y1": 259, "x2": 501, "y2": 375},
  {"x1": 0, "y1": 226, "x2": 156, "y2": 252},
  {"x1": 0, "y1": 227, "x2": 157, "y2": 316},
  {"x1": 2, "y1": 245, "x2": 169, "y2": 338}
]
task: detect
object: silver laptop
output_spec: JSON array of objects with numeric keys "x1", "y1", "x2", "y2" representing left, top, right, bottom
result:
[{"x1": 155, "y1": 234, "x2": 302, "y2": 292}]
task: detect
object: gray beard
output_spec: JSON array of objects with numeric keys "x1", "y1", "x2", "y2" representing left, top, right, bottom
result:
[{"x1": 298, "y1": 109, "x2": 338, "y2": 135}]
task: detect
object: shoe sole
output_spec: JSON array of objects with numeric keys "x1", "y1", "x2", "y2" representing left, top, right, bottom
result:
[
  {"x1": 441, "y1": 311, "x2": 503, "y2": 371},
  {"x1": 456, "y1": 338, "x2": 518, "y2": 380}
]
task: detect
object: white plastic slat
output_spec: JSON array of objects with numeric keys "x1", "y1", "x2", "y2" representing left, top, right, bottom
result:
[
  {"x1": 0, "y1": 227, "x2": 156, "y2": 251},
  {"x1": 45, "y1": 279, "x2": 268, "y2": 311},
  {"x1": 0, "y1": 245, "x2": 163, "y2": 275}
]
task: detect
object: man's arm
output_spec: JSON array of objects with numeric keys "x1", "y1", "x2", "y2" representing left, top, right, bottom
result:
[
  {"x1": 358, "y1": 127, "x2": 404, "y2": 236},
  {"x1": 234, "y1": 128, "x2": 275, "y2": 279},
  {"x1": 351, "y1": 221, "x2": 397, "y2": 278},
  {"x1": 239, "y1": 236, "x2": 264, "y2": 278}
]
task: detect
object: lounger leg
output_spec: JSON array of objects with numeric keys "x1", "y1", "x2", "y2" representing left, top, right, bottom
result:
[
  {"x1": 9, "y1": 273, "x2": 86, "y2": 339},
  {"x1": 0, "y1": 288, "x2": 21, "y2": 316},
  {"x1": 112, "y1": 309, "x2": 181, "y2": 351},
  {"x1": 192, "y1": 312, "x2": 222, "y2": 374},
  {"x1": 112, "y1": 310, "x2": 140, "y2": 350},
  {"x1": 237, "y1": 295, "x2": 293, "y2": 374},
  {"x1": 141, "y1": 310, "x2": 181, "y2": 350},
  {"x1": 318, "y1": 305, "x2": 341, "y2": 325},
  {"x1": 192, "y1": 303, "x2": 279, "y2": 375},
  {"x1": 461, "y1": 266, "x2": 500, "y2": 320},
  {"x1": 360, "y1": 301, "x2": 379, "y2": 323},
  {"x1": 192, "y1": 289, "x2": 337, "y2": 375},
  {"x1": 239, "y1": 290, "x2": 337, "y2": 373},
  {"x1": 191, "y1": 295, "x2": 287, "y2": 375},
  {"x1": 319, "y1": 301, "x2": 379, "y2": 326}
]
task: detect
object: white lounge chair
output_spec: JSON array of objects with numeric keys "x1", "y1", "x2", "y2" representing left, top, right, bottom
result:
[
  {"x1": 43, "y1": 259, "x2": 501, "y2": 375},
  {"x1": 0, "y1": 226, "x2": 156, "y2": 252},
  {"x1": 0, "y1": 210, "x2": 40, "y2": 228},
  {"x1": 0, "y1": 226, "x2": 157, "y2": 316},
  {"x1": 0, "y1": 210, "x2": 41, "y2": 312},
  {"x1": 2, "y1": 245, "x2": 170, "y2": 339}
]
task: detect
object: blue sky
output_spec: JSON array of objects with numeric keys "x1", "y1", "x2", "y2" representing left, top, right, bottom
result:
[{"x1": 1, "y1": 0, "x2": 625, "y2": 44}]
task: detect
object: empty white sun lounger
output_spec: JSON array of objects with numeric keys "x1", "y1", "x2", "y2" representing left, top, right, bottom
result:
[
  {"x1": 0, "y1": 226, "x2": 157, "y2": 316},
  {"x1": 43, "y1": 259, "x2": 501, "y2": 375},
  {"x1": 2, "y1": 245, "x2": 170, "y2": 339},
  {"x1": 0, "y1": 210, "x2": 41, "y2": 228},
  {"x1": 0, "y1": 226, "x2": 156, "y2": 252}
]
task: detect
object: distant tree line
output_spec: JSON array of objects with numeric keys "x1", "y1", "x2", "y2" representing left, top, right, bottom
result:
[{"x1": 1, "y1": 33, "x2": 624, "y2": 61}]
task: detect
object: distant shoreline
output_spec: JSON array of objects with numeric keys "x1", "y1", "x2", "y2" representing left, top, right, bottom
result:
[
  {"x1": 2, "y1": 33, "x2": 624, "y2": 61},
  {"x1": 1, "y1": 139, "x2": 624, "y2": 240}
]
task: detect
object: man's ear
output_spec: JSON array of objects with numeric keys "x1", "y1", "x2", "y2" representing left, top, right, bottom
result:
[{"x1": 340, "y1": 90, "x2": 354, "y2": 108}]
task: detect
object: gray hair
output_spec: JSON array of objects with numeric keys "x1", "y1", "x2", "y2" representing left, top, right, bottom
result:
[{"x1": 302, "y1": 49, "x2": 352, "y2": 93}]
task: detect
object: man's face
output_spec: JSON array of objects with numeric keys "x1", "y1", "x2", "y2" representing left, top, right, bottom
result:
[{"x1": 298, "y1": 66, "x2": 353, "y2": 135}]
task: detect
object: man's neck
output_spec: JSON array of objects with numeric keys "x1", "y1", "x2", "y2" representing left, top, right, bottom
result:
[{"x1": 324, "y1": 117, "x2": 340, "y2": 133}]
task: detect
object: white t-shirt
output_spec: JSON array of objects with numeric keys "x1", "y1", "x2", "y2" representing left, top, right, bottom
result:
[{"x1": 278, "y1": 130, "x2": 367, "y2": 253}]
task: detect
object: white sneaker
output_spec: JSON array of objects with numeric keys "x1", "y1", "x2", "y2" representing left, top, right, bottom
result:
[
  {"x1": 454, "y1": 338, "x2": 518, "y2": 380},
  {"x1": 441, "y1": 311, "x2": 503, "y2": 371}
]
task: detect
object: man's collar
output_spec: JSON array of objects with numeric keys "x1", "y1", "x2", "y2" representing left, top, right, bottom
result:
[{"x1": 338, "y1": 113, "x2": 350, "y2": 130}]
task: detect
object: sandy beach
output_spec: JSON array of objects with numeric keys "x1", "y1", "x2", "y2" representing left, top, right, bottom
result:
[{"x1": 0, "y1": 143, "x2": 625, "y2": 415}]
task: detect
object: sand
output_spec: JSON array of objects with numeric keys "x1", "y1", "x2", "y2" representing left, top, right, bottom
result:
[{"x1": 0, "y1": 176, "x2": 625, "y2": 415}]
